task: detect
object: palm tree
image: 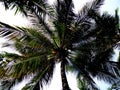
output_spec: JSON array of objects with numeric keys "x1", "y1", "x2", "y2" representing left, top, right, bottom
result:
[
  {"x1": 0, "y1": 0, "x2": 120, "y2": 90},
  {"x1": 109, "y1": 80, "x2": 120, "y2": 90}
]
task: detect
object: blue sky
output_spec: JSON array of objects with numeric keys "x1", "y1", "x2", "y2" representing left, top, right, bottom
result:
[{"x1": 100, "y1": 0, "x2": 120, "y2": 15}]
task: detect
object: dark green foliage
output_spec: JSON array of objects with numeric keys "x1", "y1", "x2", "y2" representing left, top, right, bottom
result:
[{"x1": 0, "y1": 0, "x2": 47, "y2": 16}]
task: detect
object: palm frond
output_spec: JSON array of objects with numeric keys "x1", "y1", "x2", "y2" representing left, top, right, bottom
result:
[
  {"x1": 0, "y1": 0, "x2": 48, "y2": 16},
  {"x1": 0, "y1": 79, "x2": 16, "y2": 90},
  {"x1": 53, "y1": 0, "x2": 76, "y2": 43},
  {"x1": 77, "y1": 69, "x2": 98, "y2": 90},
  {"x1": 0, "y1": 53, "x2": 54, "y2": 89},
  {"x1": 15, "y1": 30, "x2": 54, "y2": 57},
  {"x1": 78, "y1": 77, "x2": 88, "y2": 90},
  {"x1": 28, "y1": 13, "x2": 55, "y2": 41},
  {"x1": 22, "y1": 59, "x2": 55, "y2": 90},
  {"x1": 0, "y1": 21, "x2": 54, "y2": 50},
  {"x1": 70, "y1": 0, "x2": 104, "y2": 45},
  {"x1": 88, "y1": 49, "x2": 120, "y2": 84},
  {"x1": 71, "y1": 45, "x2": 120, "y2": 89},
  {"x1": 0, "y1": 22, "x2": 24, "y2": 40},
  {"x1": 55, "y1": 0, "x2": 75, "y2": 23},
  {"x1": 76, "y1": 0, "x2": 104, "y2": 22},
  {"x1": 96, "y1": 70, "x2": 118, "y2": 84},
  {"x1": 2, "y1": 44, "x2": 53, "y2": 80},
  {"x1": 110, "y1": 80, "x2": 120, "y2": 90},
  {"x1": 66, "y1": 59, "x2": 98, "y2": 90},
  {"x1": 0, "y1": 21, "x2": 56, "y2": 89},
  {"x1": 10, "y1": 56, "x2": 46, "y2": 78}
]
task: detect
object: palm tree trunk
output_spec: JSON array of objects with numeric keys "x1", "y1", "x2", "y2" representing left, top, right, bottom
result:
[{"x1": 61, "y1": 60, "x2": 71, "y2": 90}]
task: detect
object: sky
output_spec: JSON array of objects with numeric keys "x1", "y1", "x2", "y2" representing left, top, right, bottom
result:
[
  {"x1": 0, "y1": 3, "x2": 30, "y2": 27},
  {"x1": 0, "y1": 0, "x2": 120, "y2": 90}
]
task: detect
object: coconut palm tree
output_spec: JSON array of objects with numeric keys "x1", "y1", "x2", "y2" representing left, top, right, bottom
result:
[{"x1": 0, "y1": 0, "x2": 120, "y2": 90}]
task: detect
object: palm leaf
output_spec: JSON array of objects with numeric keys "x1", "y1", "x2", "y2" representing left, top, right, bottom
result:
[
  {"x1": 22, "y1": 59, "x2": 55, "y2": 90},
  {"x1": 0, "y1": 79, "x2": 16, "y2": 90},
  {"x1": 110, "y1": 80, "x2": 120, "y2": 90},
  {"x1": 0, "y1": 0, "x2": 47, "y2": 16}
]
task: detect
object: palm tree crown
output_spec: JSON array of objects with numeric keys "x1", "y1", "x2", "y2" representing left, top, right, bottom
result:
[{"x1": 0, "y1": 0, "x2": 120, "y2": 90}]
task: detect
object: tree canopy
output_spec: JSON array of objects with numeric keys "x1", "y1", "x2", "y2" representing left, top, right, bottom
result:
[{"x1": 0, "y1": 0, "x2": 120, "y2": 90}]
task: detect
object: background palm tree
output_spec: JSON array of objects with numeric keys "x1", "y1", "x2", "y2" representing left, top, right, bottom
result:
[{"x1": 0, "y1": 0, "x2": 120, "y2": 90}]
